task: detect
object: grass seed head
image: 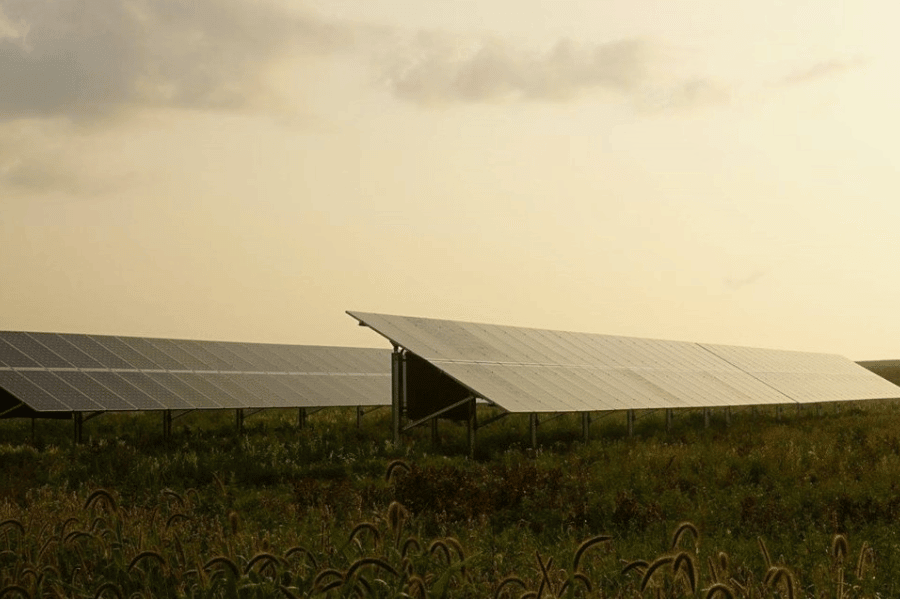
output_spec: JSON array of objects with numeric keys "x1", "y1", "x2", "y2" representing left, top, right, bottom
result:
[
  {"x1": 832, "y1": 533, "x2": 849, "y2": 562},
  {"x1": 573, "y1": 534, "x2": 612, "y2": 571},
  {"x1": 671, "y1": 521, "x2": 699, "y2": 551},
  {"x1": 84, "y1": 489, "x2": 118, "y2": 514}
]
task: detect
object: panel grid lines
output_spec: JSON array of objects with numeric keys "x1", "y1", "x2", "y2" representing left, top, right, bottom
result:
[
  {"x1": 348, "y1": 311, "x2": 900, "y2": 414},
  {"x1": 0, "y1": 330, "x2": 391, "y2": 414}
]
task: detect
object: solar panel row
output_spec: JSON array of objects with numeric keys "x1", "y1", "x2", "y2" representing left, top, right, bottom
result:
[
  {"x1": 0, "y1": 331, "x2": 391, "y2": 414},
  {"x1": 347, "y1": 311, "x2": 900, "y2": 414}
]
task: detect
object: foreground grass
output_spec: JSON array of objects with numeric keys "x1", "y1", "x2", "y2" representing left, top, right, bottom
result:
[{"x1": 1, "y1": 402, "x2": 899, "y2": 597}]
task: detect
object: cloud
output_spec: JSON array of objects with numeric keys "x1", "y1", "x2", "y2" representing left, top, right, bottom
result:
[
  {"x1": 380, "y1": 35, "x2": 653, "y2": 105},
  {"x1": 725, "y1": 269, "x2": 767, "y2": 291},
  {"x1": 635, "y1": 77, "x2": 732, "y2": 113},
  {"x1": 0, "y1": 0, "x2": 362, "y2": 122},
  {"x1": 778, "y1": 57, "x2": 868, "y2": 86}
]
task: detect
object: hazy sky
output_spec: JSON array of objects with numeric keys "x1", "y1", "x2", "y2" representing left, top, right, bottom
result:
[{"x1": 2, "y1": 0, "x2": 899, "y2": 360}]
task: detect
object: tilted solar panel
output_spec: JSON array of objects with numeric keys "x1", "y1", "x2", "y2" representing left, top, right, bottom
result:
[
  {"x1": 348, "y1": 311, "x2": 900, "y2": 414},
  {"x1": 0, "y1": 331, "x2": 391, "y2": 416}
]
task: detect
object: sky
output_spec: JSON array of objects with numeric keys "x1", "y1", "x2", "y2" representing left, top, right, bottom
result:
[{"x1": 2, "y1": 0, "x2": 899, "y2": 360}]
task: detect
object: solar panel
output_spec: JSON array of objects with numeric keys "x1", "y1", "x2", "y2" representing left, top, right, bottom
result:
[
  {"x1": 701, "y1": 343, "x2": 900, "y2": 404},
  {"x1": 54, "y1": 372, "x2": 137, "y2": 411},
  {"x1": 1, "y1": 332, "x2": 74, "y2": 368},
  {"x1": 348, "y1": 311, "x2": 900, "y2": 415},
  {"x1": 67, "y1": 336, "x2": 135, "y2": 369},
  {"x1": 0, "y1": 330, "x2": 392, "y2": 416},
  {"x1": 117, "y1": 336, "x2": 184, "y2": 370},
  {"x1": 19, "y1": 371, "x2": 104, "y2": 411},
  {"x1": 90, "y1": 335, "x2": 164, "y2": 370},
  {"x1": 0, "y1": 338, "x2": 41, "y2": 368},
  {"x1": 0, "y1": 370, "x2": 70, "y2": 412},
  {"x1": 26, "y1": 334, "x2": 104, "y2": 369}
]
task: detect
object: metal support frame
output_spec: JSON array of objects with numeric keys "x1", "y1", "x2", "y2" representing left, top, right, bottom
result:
[
  {"x1": 666, "y1": 408, "x2": 673, "y2": 432},
  {"x1": 298, "y1": 408, "x2": 307, "y2": 428},
  {"x1": 725, "y1": 406, "x2": 732, "y2": 427},
  {"x1": 236, "y1": 409, "x2": 244, "y2": 433},
  {"x1": 391, "y1": 346, "x2": 404, "y2": 446},
  {"x1": 530, "y1": 413, "x2": 538, "y2": 449},
  {"x1": 477, "y1": 410, "x2": 510, "y2": 429},
  {"x1": 73, "y1": 411, "x2": 104, "y2": 445},
  {"x1": 357, "y1": 406, "x2": 364, "y2": 429},
  {"x1": 73, "y1": 411, "x2": 83, "y2": 445},
  {"x1": 582, "y1": 412, "x2": 591, "y2": 443},
  {"x1": 626, "y1": 409, "x2": 635, "y2": 437},
  {"x1": 161, "y1": 409, "x2": 195, "y2": 439},
  {"x1": 467, "y1": 398, "x2": 477, "y2": 459},
  {"x1": 816, "y1": 403, "x2": 822, "y2": 417},
  {"x1": 402, "y1": 396, "x2": 475, "y2": 432},
  {"x1": 0, "y1": 402, "x2": 24, "y2": 418}
]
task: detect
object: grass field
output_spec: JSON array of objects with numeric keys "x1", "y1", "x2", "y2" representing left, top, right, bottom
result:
[{"x1": 2, "y1": 401, "x2": 899, "y2": 597}]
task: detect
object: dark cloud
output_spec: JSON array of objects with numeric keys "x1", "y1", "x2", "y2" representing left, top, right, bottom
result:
[
  {"x1": 0, "y1": 0, "x2": 359, "y2": 122},
  {"x1": 779, "y1": 57, "x2": 867, "y2": 86},
  {"x1": 381, "y1": 35, "x2": 652, "y2": 104}
]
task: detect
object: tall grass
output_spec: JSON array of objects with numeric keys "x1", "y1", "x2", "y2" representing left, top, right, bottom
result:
[{"x1": 2, "y1": 401, "x2": 900, "y2": 596}]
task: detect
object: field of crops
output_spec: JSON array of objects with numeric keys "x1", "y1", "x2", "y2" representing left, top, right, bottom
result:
[{"x1": 2, "y1": 401, "x2": 900, "y2": 597}]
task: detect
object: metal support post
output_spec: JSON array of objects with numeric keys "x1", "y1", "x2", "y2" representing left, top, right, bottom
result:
[
  {"x1": 776, "y1": 405, "x2": 783, "y2": 420},
  {"x1": 73, "y1": 412, "x2": 83, "y2": 445},
  {"x1": 391, "y1": 346, "x2": 404, "y2": 446},
  {"x1": 725, "y1": 406, "x2": 731, "y2": 427},
  {"x1": 797, "y1": 403, "x2": 802, "y2": 416},
  {"x1": 666, "y1": 409, "x2": 673, "y2": 432},
  {"x1": 467, "y1": 398, "x2": 477, "y2": 459},
  {"x1": 627, "y1": 410, "x2": 635, "y2": 437},
  {"x1": 298, "y1": 408, "x2": 307, "y2": 429},
  {"x1": 236, "y1": 409, "x2": 244, "y2": 433},
  {"x1": 357, "y1": 406, "x2": 363, "y2": 429},
  {"x1": 704, "y1": 408, "x2": 710, "y2": 429},
  {"x1": 530, "y1": 413, "x2": 538, "y2": 449},
  {"x1": 163, "y1": 410, "x2": 173, "y2": 438},
  {"x1": 581, "y1": 412, "x2": 590, "y2": 443},
  {"x1": 816, "y1": 403, "x2": 822, "y2": 417}
]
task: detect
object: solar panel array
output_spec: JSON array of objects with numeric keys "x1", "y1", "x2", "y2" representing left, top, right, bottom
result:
[
  {"x1": 347, "y1": 311, "x2": 900, "y2": 413},
  {"x1": 0, "y1": 331, "x2": 391, "y2": 415}
]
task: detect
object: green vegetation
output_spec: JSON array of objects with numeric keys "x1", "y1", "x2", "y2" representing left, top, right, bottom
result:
[{"x1": 1, "y1": 401, "x2": 900, "y2": 597}]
